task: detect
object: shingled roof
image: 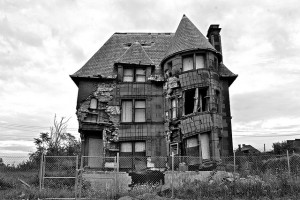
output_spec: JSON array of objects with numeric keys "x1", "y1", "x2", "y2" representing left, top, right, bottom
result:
[
  {"x1": 71, "y1": 33, "x2": 173, "y2": 80},
  {"x1": 163, "y1": 15, "x2": 216, "y2": 61},
  {"x1": 115, "y1": 41, "x2": 154, "y2": 66},
  {"x1": 71, "y1": 16, "x2": 236, "y2": 86},
  {"x1": 219, "y1": 63, "x2": 238, "y2": 86}
]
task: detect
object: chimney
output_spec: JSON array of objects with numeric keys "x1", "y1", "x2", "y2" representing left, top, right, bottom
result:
[
  {"x1": 207, "y1": 24, "x2": 222, "y2": 54},
  {"x1": 238, "y1": 144, "x2": 241, "y2": 151}
]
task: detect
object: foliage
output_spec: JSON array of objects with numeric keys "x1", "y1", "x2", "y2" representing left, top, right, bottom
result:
[
  {"x1": 29, "y1": 115, "x2": 81, "y2": 162},
  {"x1": 272, "y1": 140, "x2": 294, "y2": 155}
]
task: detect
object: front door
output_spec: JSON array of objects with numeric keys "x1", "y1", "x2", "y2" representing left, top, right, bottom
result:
[{"x1": 88, "y1": 138, "x2": 103, "y2": 168}]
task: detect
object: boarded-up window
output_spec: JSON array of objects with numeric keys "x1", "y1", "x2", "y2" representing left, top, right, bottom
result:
[
  {"x1": 135, "y1": 100, "x2": 146, "y2": 122},
  {"x1": 171, "y1": 98, "x2": 177, "y2": 119},
  {"x1": 90, "y1": 98, "x2": 98, "y2": 109},
  {"x1": 123, "y1": 69, "x2": 134, "y2": 82},
  {"x1": 182, "y1": 55, "x2": 193, "y2": 71},
  {"x1": 136, "y1": 68, "x2": 146, "y2": 82},
  {"x1": 200, "y1": 133, "x2": 210, "y2": 159},
  {"x1": 195, "y1": 55, "x2": 205, "y2": 69},
  {"x1": 122, "y1": 100, "x2": 133, "y2": 122}
]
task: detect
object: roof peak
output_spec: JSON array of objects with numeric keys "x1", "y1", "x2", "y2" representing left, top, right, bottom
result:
[
  {"x1": 164, "y1": 15, "x2": 216, "y2": 60},
  {"x1": 115, "y1": 41, "x2": 154, "y2": 66}
]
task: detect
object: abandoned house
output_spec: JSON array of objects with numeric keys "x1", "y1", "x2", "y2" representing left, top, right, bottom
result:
[{"x1": 70, "y1": 15, "x2": 237, "y2": 170}]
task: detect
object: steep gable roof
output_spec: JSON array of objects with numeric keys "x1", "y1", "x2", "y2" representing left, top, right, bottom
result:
[
  {"x1": 71, "y1": 33, "x2": 173, "y2": 80},
  {"x1": 115, "y1": 41, "x2": 154, "y2": 66},
  {"x1": 164, "y1": 15, "x2": 216, "y2": 60}
]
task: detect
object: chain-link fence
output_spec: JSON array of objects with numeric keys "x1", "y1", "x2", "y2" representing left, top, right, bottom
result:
[{"x1": 1, "y1": 152, "x2": 300, "y2": 199}]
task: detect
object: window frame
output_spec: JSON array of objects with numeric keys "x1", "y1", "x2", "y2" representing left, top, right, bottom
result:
[
  {"x1": 123, "y1": 67, "x2": 146, "y2": 82},
  {"x1": 183, "y1": 87, "x2": 208, "y2": 115},
  {"x1": 182, "y1": 53, "x2": 206, "y2": 72},
  {"x1": 121, "y1": 99, "x2": 146, "y2": 123},
  {"x1": 170, "y1": 98, "x2": 177, "y2": 119}
]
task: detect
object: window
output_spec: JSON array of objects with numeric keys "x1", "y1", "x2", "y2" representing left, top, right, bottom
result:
[
  {"x1": 90, "y1": 98, "x2": 98, "y2": 109},
  {"x1": 123, "y1": 68, "x2": 146, "y2": 82},
  {"x1": 122, "y1": 100, "x2": 133, "y2": 122},
  {"x1": 123, "y1": 69, "x2": 134, "y2": 82},
  {"x1": 215, "y1": 90, "x2": 220, "y2": 113},
  {"x1": 195, "y1": 54, "x2": 205, "y2": 69},
  {"x1": 136, "y1": 69, "x2": 146, "y2": 82},
  {"x1": 171, "y1": 98, "x2": 177, "y2": 119},
  {"x1": 120, "y1": 141, "x2": 146, "y2": 156},
  {"x1": 182, "y1": 55, "x2": 193, "y2": 71},
  {"x1": 122, "y1": 100, "x2": 146, "y2": 122},
  {"x1": 134, "y1": 100, "x2": 146, "y2": 122},
  {"x1": 182, "y1": 54, "x2": 205, "y2": 71},
  {"x1": 170, "y1": 143, "x2": 179, "y2": 155},
  {"x1": 186, "y1": 137, "x2": 199, "y2": 157},
  {"x1": 184, "y1": 88, "x2": 208, "y2": 115}
]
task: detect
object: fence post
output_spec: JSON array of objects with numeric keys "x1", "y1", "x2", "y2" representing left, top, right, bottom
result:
[
  {"x1": 233, "y1": 150, "x2": 236, "y2": 173},
  {"x1": 42, "y1": 154, "x2": 45, "y2": 189},
  {"x1": 75, "y1": 155, "x2": 79, "y2": 200},
  {"x1": 79, "y1": 156, "x2": 83, "y2": 200},
  {"x1": 287, "y1": 150, "x2": 291, "y2": 177},
  {"x1": 171, "y1": 152, "x2": 174, "y2": 198},
  {"x1": 39, "y1": 153, "x2": 44, "y2": 192}
]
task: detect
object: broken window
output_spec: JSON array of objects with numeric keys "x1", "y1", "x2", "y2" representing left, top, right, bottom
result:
[
  {"x1": 171, "y1": 98, "x2": 177, "y2": 119},
  {"x1": 134, "y1": 100, "x2": 146, "y2": 122},
  {"x1": 123, "y1": 69, "x2": 134, "y2": 82},
  {"x1": 185, "y1": 137, "x2": 199, "y2": 157},
  {"x1": 184, "y1": 88, "x2": 208, "y2": 115},
  {"x1": 90, "y1": 98, "x2": 98, "y2": 109},
  {"x1": 170, "y1": 143, "x2": 179, "y2": 155},
  {"x1": 123, "y1": 68, "x2": 146, "y2": 82},
  {"x1": 122, "y1": 100, "x2": 146, "y2": 122},
  {"x1": 85, "y1": 114, "x2": 97, "y2": 123}
]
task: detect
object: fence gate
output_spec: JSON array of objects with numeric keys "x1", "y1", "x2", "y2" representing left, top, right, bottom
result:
[
  {"x1": 40, "y1": 155, "x2": 79, "y2": 199},
  {"x1": 78, "y1": 156, "x2": 118, "y2": 199}
]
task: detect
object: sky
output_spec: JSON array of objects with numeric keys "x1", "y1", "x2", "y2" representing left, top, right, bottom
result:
[{"x1": 1, "y1": 0, "x2": 300, "y2": 160}]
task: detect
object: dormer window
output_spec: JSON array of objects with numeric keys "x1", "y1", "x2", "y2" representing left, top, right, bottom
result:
[
  {"x1": 123, "y1": 69, "x2": 134, "y2": 82},
  {"x1": 123, "y1": 68, "x2": 146, "y2": 82},
  {"x1": 136, "y1": 69, "x2": 146, "y2": 82},
  {"x1": 182, "y1": 54, "x2": 205, "y2": 72}
]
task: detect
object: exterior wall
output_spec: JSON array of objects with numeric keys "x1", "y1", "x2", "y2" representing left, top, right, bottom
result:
[
  {"x1": 163, "y1": 50, "x2": 233, "y2": 162},
  {"x1": 76, "y1": 67, "x2": 167, "y2": 167}
]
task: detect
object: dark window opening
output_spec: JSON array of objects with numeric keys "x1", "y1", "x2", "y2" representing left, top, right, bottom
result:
[
  {"x1": 215, "y1": 44, "x2": 221, "y2": 52},
  {"x1": 184, "y1": 89, "x2": 195, "y2": 115},
  {"x1": 216, "y1": 90, "x2": 220, "y2": 113},
  {"x1": 214, "y1": 35, "x2": 220, "y2": 43},
  {"x1": 184, "y1": 88, "x2": 208, "y2": 115}
]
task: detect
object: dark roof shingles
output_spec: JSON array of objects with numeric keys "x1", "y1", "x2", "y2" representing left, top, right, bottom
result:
[
  {"x1": 164, "y1": 15, "x2": 216, "y2": 59},
  {"x1": 72, "y1": 33, "x2": 173, "y2": 78}
]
